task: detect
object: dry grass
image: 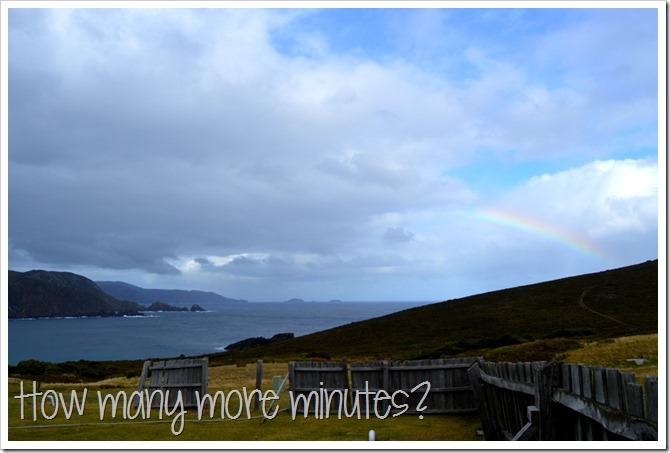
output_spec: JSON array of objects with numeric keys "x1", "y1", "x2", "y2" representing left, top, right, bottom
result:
[
  {"x1": 6, "y1": 370, "x2": 482, "y2": 442},
  {"x1": 25, "y1": 376, "x2": 139, "y2": 390},
  {"x1": 563, "y1": 333, "x2": 658, "y2": 382},
  {"x1": 8, "y1": 333, "x2": 659, "y2": 442},
  {"x1": 208, "y1": 362, "x2": 288, "y2": 391}
]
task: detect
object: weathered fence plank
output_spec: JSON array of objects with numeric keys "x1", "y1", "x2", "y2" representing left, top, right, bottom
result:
[
  {"x1": 534, "y1": 361, "x2": 559, "y2": 441},
  {"x1": 644, "y1": 377, "x2": 658, "y2": 424},
  {"x1": 472, "y1": 360, "x2": 657, "y2": 442},
  {"x1": 511, "y1": 406, "x2": 539, "y2": 441},
  {"x1": 479, "y1": 371, "x2": 535, "y2": 395},
  {"x1": 468, "y1": 361, "x2": 498, "y2": 441},
  {"x1": 137, "y1": 358, "x2": 208, "y2": 408},
  {"x1": 289, "y1": 357, "x2": 658, "y2": 442},
  {"x1": 288, "y1": 360, "x2": 349, "y2": 414},
  {"x1": 580, "y1": 365, "x2": 592, "y2": 399},
  {"x1": 552, "y1": 388, "x2": 657, "y2": 440},
  {"x1": 292, "y1": 358, "x2": 478, "y2": 416},
  {"x1": 593, "y1": 366, "x2": 607, "y2": 405},
  {"x1": 605, "y1": 368, "x2": 622, "y2": 410}
]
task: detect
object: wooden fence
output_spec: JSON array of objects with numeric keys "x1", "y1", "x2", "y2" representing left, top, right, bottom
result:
[
  {"x1": 468, "y1": 359, "x2": 658, "y2": 441},
  {"x1": 288, "y1": 357, "x2": 658, "y2": 441},
  {"x1": 288, "y1": 359, "x2": 349, "y2": 414},
  {"x1": 137, "y1": 357, "x2": 208, "y2": 408},
  {"x1": 288, "y1": 358, "x2": 478, "y2": 415}
]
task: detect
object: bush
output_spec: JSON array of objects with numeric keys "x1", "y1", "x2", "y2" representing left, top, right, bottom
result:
[
  {"x1": 9, "y1": 358, "x2": 145, "y2": 383},
  {"x1": 484, "y1": 338, "x2": 581, "y2": 362},
  {"x1": 415, "y1": 334, "x2": 526, "y2": 359},
  {"x1": 13, "y1": 359, "x2": 47, "y2": 377},
  {"x1": 543, "y1": 327, "x2": 596, "y2": 339},
  {"x1": 305, "y1": 351, "x2": 331, "y2": 360}
]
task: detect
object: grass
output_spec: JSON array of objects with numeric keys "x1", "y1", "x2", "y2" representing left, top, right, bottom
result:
[
  {"x1": 7, "y1": 331, "x2": 659, "y2": 442},
  {"x1": 212, "y1": 260, "x2": 658, "y2": 364},
  {"x1": 6, "y1": 363, "x2": 483, "y2": 442},
  {"x1": 465, "y1": 338, "x2": 583, "y2": 363},
  {"x1": 6, "y1": 260, "x2": 658, "y2": 442},
  {"x1": 562, "y1": 333, "x2": 658, "y2": 383}
]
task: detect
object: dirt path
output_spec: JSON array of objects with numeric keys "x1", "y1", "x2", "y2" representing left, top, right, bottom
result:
[{"x1": 577, "y1": 287, "x2": 626, "y2": 325}]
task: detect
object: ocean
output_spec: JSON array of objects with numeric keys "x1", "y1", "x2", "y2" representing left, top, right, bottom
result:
[{"x1": 7, "y1": 301, "x2": 426, "y2": 365}]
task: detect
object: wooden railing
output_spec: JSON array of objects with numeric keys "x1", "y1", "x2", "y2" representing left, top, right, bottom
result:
[{"x1": 468, "y1": 359, "x2": 658, "y2": 441}]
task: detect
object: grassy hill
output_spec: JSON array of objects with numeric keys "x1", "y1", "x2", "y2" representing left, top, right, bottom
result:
[
  {"x1": 9, "y1": 260, "x2": 658, "y2": 381},
  {"x1": 212, "y1": 260, "x2": 658, "y2": 364},
  {"x1": 8, "y1": 270, "x2": 144, "y2": 318}
]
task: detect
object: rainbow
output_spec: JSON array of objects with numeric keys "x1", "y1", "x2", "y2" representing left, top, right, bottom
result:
[{"x1": 475, "y1": 208, "x2": 610, "y2": 265}]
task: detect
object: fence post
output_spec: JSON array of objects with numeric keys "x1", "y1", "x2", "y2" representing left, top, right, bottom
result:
[
  {"x1": 288, "y1": 362, "x2": 295, "y2": 391},
  {"x1": 341, "y1": 356, "x2": 349, "y2": 388},
  {"x1": 382, "y1": 361, "x2": 389, "y2": 392},
  {"x1": 644, "y1": 376, "x2": 658, "y2": 424},
  {"x1": 534, "y1": 361, "x2": 560, "y2": 441},
  {"x1": 341, "y1": 356, "x2": 351, "y2": 409},
  {"x1": 468, "y1": 360, "x2": 497, "y2": 440},
  {"x1": 254, "y1": 359, "x2": 263, "y2": 410}
]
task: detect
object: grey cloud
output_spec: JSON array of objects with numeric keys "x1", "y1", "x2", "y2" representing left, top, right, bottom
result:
[
  {"x1": 317, "y1": 152, "x2": 416, "y2": 188},
  {"x1": 189, "y1": 252, "x2": 416, "y2": 286},
  {"x1": 384, "y1": 227, "x2": 415, "y2": 244},
  {"x1": 10, "y1": 234, "x2": 181, "y2": 275},
  {"x1": 7, "y1": 8, "x2": 658, "y2": 298},
  {"x1": 229, "y1": 256, "x2": 262, "y2": 267},
  {"x1": 194, "y1": 255, "x2": 301, "y2": 280}
]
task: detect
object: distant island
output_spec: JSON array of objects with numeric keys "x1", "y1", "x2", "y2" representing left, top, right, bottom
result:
[
  {"x1": 283, "y1": 298, "x2": 306, "y2": 303},
  {"x1": 283, "y1": 298, "x2": 344, "y2": 303},
  {"x1": 8, "y1": 270, "x2": 239, "y2": 319}
]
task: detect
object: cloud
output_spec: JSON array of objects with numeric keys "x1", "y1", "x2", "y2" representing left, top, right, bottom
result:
[
  {"x1": 7, "y1": 8, "x2": 659, "y2": 301},
  {"x1": 384, "y1": 227, "x2": 416, "y2": 244},
  {"x1": 174, "y1": 160, "x2": 658, "y2": 298},
  {"x1": 8, "y1": 7, "x2": 478, "y2": 274},
  {"x1": 500, "y1": 158, "x2": 658, "y2": 238},
  {"x1": 463, "y1": 158, "x2": 658, "y2": 276}
]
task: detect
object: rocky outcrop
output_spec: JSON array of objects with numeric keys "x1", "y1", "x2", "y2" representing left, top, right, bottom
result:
[
  {"x1": 144, "y1": 301, "x2": 189, "y2": 312},
  {"x1": 142, "y1": 302, "x2": 208, "y2": 312},
  {"x1": 225, "y1": 333, "x2": 295, "y2": 351}
]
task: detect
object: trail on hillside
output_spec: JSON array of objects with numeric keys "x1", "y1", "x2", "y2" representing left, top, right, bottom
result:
[{"x1": 577, "y1": 287, "x2": 626, "y2": 325}]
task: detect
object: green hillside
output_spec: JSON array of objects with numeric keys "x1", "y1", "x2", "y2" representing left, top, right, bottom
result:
[
  {"x1": 9, "y1": 260, "x2": 659, "y2": 381},
  {"x1": 213, "y1": 260, "x2": 658, "y2": 363},
  {"x1": 8, "y1": 270, "x2": 144, "y2": 318}
]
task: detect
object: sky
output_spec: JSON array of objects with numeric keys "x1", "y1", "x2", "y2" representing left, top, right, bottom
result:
[{"x1": 5, "y1": 3, "x2": 663, "y2": 302}]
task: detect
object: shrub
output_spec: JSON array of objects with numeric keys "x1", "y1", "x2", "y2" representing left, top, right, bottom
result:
[
  {"x1": 543, "y1": 327, "x2": 596, "y2": 339},
  {"x1": 13, "y1": 359, "x2": 48, "y2": 377},
  {"x1": 305, "y1": 351, "x2": 331, "y2": 360},
  {"x1": 484, "y1": 338, "x2": 581, "y2": 362}
]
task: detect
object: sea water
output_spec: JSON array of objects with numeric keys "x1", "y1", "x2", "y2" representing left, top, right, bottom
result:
[{"x1": 7, "y1": 302, "x2": 426, "y2": 364}]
